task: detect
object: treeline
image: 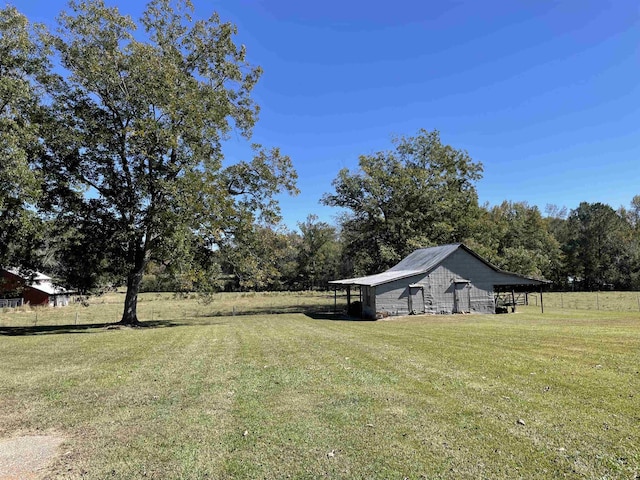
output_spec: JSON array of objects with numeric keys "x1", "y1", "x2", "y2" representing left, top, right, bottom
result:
[
  {"x1": 9, "y1": 192, "x2": 639, "y2": 294},
  {"x1": 2, "y1": 3, "x2": 639, "y2": 302},
  {"x1": 145, "y1": 195, "x2": 640, "y2": 293}
]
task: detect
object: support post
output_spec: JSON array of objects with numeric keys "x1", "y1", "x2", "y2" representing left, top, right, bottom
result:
[
  {"x1": 511, "y1": 289, "x2": 516, "y2": 313},
  {"x1": 540, "y1": 285, "x2": 544, "y2": 314}
]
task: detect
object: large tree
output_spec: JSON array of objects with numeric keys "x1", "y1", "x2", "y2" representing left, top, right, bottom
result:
[
  {"x1": 562, "y1": 202, "x2": 632, "y2": 290},
  {"x1": 38, "y1": 0, "x2": 297, "y2": 324},
  {"x1": 322, "y1": 129, "x2": 482, "y2": 275},
  {"x1": 0, "y1": 6, "x2": 49, "y2": 268}
]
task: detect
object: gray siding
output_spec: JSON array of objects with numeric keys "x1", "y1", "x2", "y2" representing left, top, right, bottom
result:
[
  {"x1": 374, "y1": 273, "x2": 427, "y2": 316},
  {"x1": 373, "y1": 248, "x2": 533, "y2": 316},
  {"x1": 426, "y1": 249, "x2": 498, "y2": 314}
]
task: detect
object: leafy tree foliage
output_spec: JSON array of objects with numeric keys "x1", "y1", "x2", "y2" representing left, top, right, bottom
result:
[
  {"x1": 0, "y1": 6, "x2": 49, "y2": 268},
  {"x1": 37, "y1": 0, "x2": 297, "y2": 323},
  {"x1": 322, "y1": 129, "x2": 482, "y2": 275},
  {"x1": 296, "y1": 215, "x2": 342, "y2": 289},
  {"x1": 562, "y1": 202, "x2": 633, "y2": 290},
  {"x1": 468, "y1": 201, "x2": 561, "y2": 279},
  {"x1": 219, "y1": 225, "x2": 299, "y2": 291}
]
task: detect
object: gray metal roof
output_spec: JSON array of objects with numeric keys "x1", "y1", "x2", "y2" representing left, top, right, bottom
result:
[
  {"x1": 330, "y1": 244, "x2": 460, "y2": 287},
  {"x1": 388, "y1": 244, "x2": 460, "y2": 273},
  {"x1": 329, "y1": 243, "x2": 549, "y2": 287}
]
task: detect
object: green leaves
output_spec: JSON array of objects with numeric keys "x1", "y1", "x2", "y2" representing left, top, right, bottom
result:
[
  {"x1": 29, "y1": 0, "x2": 296, "y2": 321},
  {"x1": 0, "y1": 6, "x2": 50, "y2": 267},
  {"x1": 322, "y1": 129, "x2": 483, "y2": 275}
]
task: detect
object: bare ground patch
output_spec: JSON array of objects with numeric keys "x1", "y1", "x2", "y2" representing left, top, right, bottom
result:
[{"x1": 0, "y1": 435, "x2": 65, "y2": 480}]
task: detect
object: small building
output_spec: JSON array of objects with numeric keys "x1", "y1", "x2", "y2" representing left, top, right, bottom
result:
[
  {"x1": 330, "y1": 243, "x2": 550, "y2": 318},
  {"x1": 0, "y1": 268, "x2": 70, "y2": 307}
]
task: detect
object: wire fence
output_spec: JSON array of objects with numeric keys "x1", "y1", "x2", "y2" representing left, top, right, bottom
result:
[
  {"x1": 3, "y1": 290, "x2": 639, "y2": 329},
  {"x1": 528, "y1": 291, "x2": 640, "y2": 312}
]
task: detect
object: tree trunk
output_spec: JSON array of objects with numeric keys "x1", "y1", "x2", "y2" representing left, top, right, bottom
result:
[{"x1": 120, "y1": 264, "x2": 144, "y2": 325}]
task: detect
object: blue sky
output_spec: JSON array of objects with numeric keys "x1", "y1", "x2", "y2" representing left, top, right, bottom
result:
[{"x1": 12, "y1": 0, "x2": 640, "y2": 230}]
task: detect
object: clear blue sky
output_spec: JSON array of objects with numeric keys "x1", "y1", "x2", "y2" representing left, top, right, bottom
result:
[{"x1": 12, "y1": 0, "x2": 640, "y2": 230}]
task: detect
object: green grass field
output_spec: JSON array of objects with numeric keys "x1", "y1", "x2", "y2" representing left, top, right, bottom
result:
[{"x1": 0, "y1": 293, "x2": 639, "y2": 478}]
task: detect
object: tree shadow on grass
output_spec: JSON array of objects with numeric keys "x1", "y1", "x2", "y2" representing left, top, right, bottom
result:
[
  {"x1": 0, "y1": 307, "x2": 358, "y2": 335},
  {"x1": 303, "y1": 311, "x2": 374, "y2": 321},
  {"x1": 197, "y1": 303, "x2": 339, "y2": 318},
  {"x1": 0, "y1": 320, "x2": 182, "y2": 336}
]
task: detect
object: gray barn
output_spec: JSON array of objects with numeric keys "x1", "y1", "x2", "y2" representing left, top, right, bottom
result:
[{"x1": 330, "y1": 243, "x2": 549, "y2": 317}]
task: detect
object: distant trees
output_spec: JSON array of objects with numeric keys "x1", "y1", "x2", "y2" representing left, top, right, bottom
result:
[
  {"x1": 217, "y1": 216, "x2": 342, "y2": 291},
  {"x1": 296, "y1": 215, "x2": 342, "y2": 289},
  {"x1": 561, "y1": 202, "x2": 636, "y2": 290},
  {"x1": 468, "y1": 201, "x2": 562, "y2": 279},
  {"x1": 219, "y1": 225, "x2": 299, "y2": 291},
  {"x1": 322, "y1": 129, "x2": 483, "y2": 275}
]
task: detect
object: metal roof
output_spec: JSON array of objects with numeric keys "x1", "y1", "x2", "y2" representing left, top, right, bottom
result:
[
  {"x1": 330, "y1": 244, "x2": 460, "y2": 287},
  {"x1": 329, "y1": 243, "x2": 550, "y2": 287},
  {"x1": 2, "y1": 268, "x2": 68, "y2": 295}
]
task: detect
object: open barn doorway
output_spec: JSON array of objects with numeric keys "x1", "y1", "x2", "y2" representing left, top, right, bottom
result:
[
  {"x1": 453, "y1": 280, "x2": 471, "y2": 313},
  {"x1": 408, "y1": 285, "x2": 425, "y2": 314}
]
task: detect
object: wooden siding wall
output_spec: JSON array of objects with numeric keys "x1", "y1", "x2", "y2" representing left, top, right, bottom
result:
[{"x1": 373, "y1": 248, "x2": 537, "y2": 316}]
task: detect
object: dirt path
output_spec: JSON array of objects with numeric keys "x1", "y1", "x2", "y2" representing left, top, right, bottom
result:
[{"x1": 0, "y1": 435, "x2": 65, "y2": 480}]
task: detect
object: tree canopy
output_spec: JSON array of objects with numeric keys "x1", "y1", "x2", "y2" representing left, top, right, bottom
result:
[
  {"x1": 467, "y1": 201, "x2": 561, "y2": 280},
  {"x1": 322, "y1": 129, "x2": 482, "y2": 275},
  {"x1": 562, "y1": 202, "x2": 635, "y2": 290},
  {"x1": 33, "y1": 0, "x2": 297, "y2": 323},
  {"x1": 0, "y1": 6, "x2": 49, "y2": 269}
]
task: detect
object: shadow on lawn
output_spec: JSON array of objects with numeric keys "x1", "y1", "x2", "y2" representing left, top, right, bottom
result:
[
  {"x1": 0, "y1": 320, "x2": 182, "y2": 336},
  {"x1": 195, "y1": 307, "x2": 365, "y2": 322},
  {"x1": 0, "y1": 308, "x2": 360, "y2": 335},
  {"x1": 197, "y1": 303, "x2": 339, "y2": 318},
  {"x1": 304, "y1": 311, "x2": 372, "y2": 321}
]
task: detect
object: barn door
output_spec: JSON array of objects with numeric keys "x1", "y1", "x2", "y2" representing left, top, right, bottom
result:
[
  {"x1": 454, "y1": 283, "x2": 470, "y2": 313},
  {"x1": 408, "y1": 286, "x2": 425, "y2": 314}
]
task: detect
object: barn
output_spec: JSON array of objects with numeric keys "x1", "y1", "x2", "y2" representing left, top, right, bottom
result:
[
  {"x1": 0, "y1": 268, "x2": 70, "y2": 307},
  {"x1": 329, "y1": 243, "x2": 550, "y2": 318}
]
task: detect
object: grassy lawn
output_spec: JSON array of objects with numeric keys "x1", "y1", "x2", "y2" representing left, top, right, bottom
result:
[{"x1": 0, "y1": 295, "x2": 639, "y2": 478}]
